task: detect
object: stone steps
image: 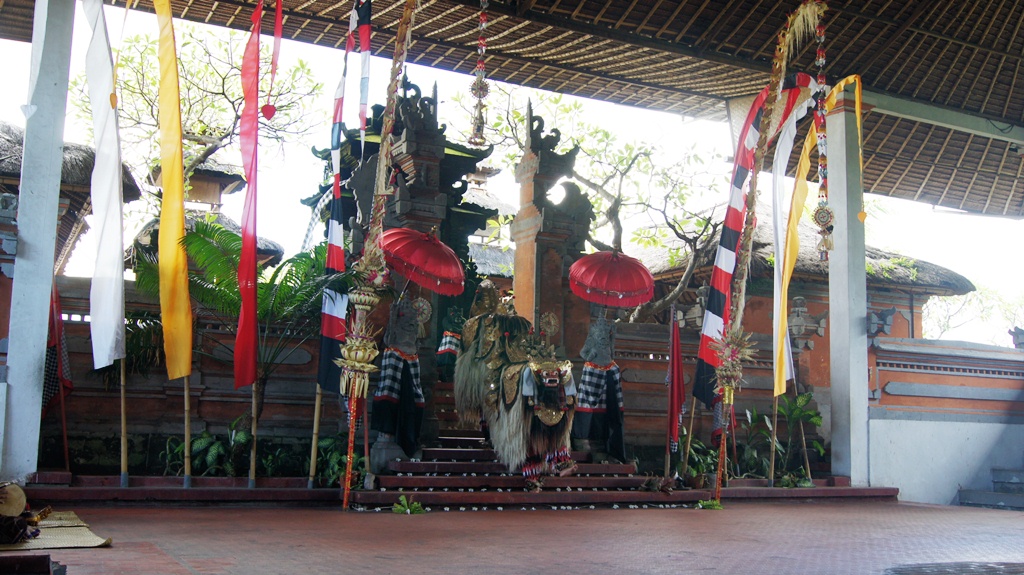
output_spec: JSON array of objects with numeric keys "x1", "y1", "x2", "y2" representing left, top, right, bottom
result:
[
  {"x1": 958, "y1": 467, "x2": 1024, "y2": 510},
  {"x1": 351, "y1": 428, "x2": 896, "y2": 510}
]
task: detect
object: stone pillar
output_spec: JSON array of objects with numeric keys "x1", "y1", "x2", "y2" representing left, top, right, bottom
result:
[
  {"x1": 510, "y1": 106, "x2": 579, "y2": 352},
  {"x1": 826, "y1": 88, "x2": 869, "y2": 486},
  {"x1": 1, "y1": 0, "x2": 75, "y2": 481}
]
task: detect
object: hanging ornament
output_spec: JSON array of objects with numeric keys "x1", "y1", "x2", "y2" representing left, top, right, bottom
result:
[
  {"x1": 468, "y1": 0, "x2": 490, "y2": 146},
  {"x1": 813, "y1": 18, "x2": 834, "y2": 261}
]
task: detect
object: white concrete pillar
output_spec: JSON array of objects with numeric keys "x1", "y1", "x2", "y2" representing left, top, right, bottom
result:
[
  {"x1": 826, "y1": 87, "x2": 870, "y2": 486},
  {"x1": 1, "y1": 0, "x2": 75, "y2": 481}
]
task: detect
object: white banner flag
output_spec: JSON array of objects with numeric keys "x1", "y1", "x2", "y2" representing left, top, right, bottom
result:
[{"x1": 84, "y1": 0, "x2": 126, "y2": 369}]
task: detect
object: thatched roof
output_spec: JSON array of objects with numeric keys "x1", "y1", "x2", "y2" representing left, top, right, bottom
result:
[
  {"x1": 468, "y1": 242, "x2": 514, "y2": 278},
  {"x1": 134, "y1": 210, "x2": 286, "y2": 267},
  {"x1": 3, "y1": 0, "x2": 1023, "y2": 217},
  {"x1": 0, "y1": 121, "x2": 142, "y2": 201},
  {"x1": 462, "y1": 187, "x2": 517, "y2": 217},
  {"x1": 637, "y1": 202, "x2": 975, "y2": 297}
]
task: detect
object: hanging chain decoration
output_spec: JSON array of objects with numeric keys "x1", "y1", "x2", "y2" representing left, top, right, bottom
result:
[
  {"x1": 467, "y1": 0, "x2": 490, "y2": 146},
  {"x1": 811, "y1": 17, "x2": 835, "y2": 260}
]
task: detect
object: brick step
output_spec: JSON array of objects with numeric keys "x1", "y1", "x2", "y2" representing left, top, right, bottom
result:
[
  {"x1": 959, "y1": 489, "x2": 1024, "y2": 510},
  {"x1": 992, "y1": 468, "x2": 1024, "y2": 494},
  {"x1": 438, "y1": 429, "x2": 487, "y2": 439},
  {"x1": 421, "y1": 448, "x2": 591, "y2": 462},
  {"x1": 435, "y1": 410, "x2": 460, "y2": 422},
  {"x1": 350, "y1": 485, "x2": 898, "y2": 508},
  {"x1": 388, "y1": 461, "x2": 637, "y2": 475},
  {"x1": 377, "y1": 474, "x2": 650, "y2": 490},
  {"x1": 352, "y1": 488, "x2": 708, "y2": 508}
]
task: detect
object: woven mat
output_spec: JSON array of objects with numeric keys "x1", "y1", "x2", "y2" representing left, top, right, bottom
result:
[{"x1": 0, "y1": 511, "x2": 111, "y2": 551}]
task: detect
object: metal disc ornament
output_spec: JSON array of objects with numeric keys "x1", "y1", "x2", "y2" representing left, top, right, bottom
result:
[{"x1": 812, "y1": 202, "x2": 835, "y2": 228}]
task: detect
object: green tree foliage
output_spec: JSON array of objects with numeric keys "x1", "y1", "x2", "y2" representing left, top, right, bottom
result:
[{"x1": 69, "y1": 23, "x2": 324, "y2": 209}]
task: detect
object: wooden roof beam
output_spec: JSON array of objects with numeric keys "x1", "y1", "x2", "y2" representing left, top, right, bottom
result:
[{"x1": 864, "y1": 89, "x2": 1024, "y2": 146}]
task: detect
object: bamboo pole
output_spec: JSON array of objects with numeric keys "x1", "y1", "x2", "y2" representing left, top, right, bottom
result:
[
  {"x1": 768, "y1": 395, "x2": 779, "y2": 487},
  {"x1": 679, "y1": 401, "x2": 698, "y2": 482},
  {"x1": 120, "y1": 360, "x2": 128, "y2": 487},
  {"x1": 249, "y1": 388, "x2": 258, "y2": 488},
  {"x1": 308, "y1": 384, "x2": 324, "y2": 489},
  {"x1": 183, "y1": 376, "x2": 192, "y2": 488},
  {"x1": 791, "y1": 380, "x2": 813, "y2": 480}
]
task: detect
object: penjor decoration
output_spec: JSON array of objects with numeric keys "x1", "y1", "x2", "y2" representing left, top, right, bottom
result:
[{"x1": 698, "y1": 0, "x2": 829, "y2": 503}]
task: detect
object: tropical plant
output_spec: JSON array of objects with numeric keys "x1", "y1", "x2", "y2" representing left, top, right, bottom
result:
[
  {"x1": 307, "y1": 434, "x2": 365, "y2": 488},
  {"x1": 133, "y1": 220, "x2": 360, "y2": 475},
  {"x1": 733, "y1": 406, "x2": 781, "y2": 479},
  {"x1": 159, "y1": 436, "x2": 185, "y2": 476},
  {"x1": 777, "y1": 392, "x2": 824, "y2": 477},
  {"x1": 678, "y1": 429, "x2": 718, "y2": 483},
  {"x1": 190, "y1": 431, "x2": 227, "y2": 476},
  {"x1": 90, "y1": 312, "x2": 165, "y2": 390},
  {"x1": 393, "y1": 495, "x2": 425, "y2": 515}
]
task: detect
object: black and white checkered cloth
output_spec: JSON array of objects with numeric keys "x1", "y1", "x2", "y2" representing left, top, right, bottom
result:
[
  {"x1": 576, "y1": 362, "x2": 622, "y2": 413},
  {"x1": 437, "y1": 331, "x2": 461, "y2": 355},
  {"x1": 373, "y1": 348, "x2": 424, "y2": 406}
]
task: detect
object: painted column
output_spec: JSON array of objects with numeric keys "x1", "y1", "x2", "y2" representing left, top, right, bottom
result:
[
  {"x1": 826, "y1": 87, "x2": 869, "y2": 486},
  {"x1": 1, "y1": 0, "x2": 75, "y2": 480}
]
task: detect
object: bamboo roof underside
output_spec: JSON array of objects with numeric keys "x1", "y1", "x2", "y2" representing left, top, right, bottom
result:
[{"x1": 3, "y1": 0, "x2": 1024, "y2": 216}]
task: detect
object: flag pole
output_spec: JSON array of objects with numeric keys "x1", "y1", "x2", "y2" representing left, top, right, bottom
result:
[
  {"x1": 183, "y1": 376, "x2": 192, "y2": 488},
  {"x1": 249, "y1": 387, "x2": 258, "y2": 488},
  {"x1": 768, "y1": 395, "x2": 779, "y2": 487},
  {"x1": 120, "y1": 360, "x2": 128, "y2": 487},
  {"x1": 663, "y1": 308, "x2": 675, "y2": 479},
  {"x1": 308, "y1": 383, "x2": 323, "y2": 489}
]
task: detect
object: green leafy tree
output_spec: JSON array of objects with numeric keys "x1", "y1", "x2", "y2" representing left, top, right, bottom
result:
[
  {"x1": 134, "y1": 220, "x2": 358, "y2": 474},
  {"x1": 70, "y1": 23, "x2": 324, "y2": 211}
]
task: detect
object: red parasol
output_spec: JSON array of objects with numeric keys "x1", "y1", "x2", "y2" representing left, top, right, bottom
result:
[
  {"x1": 569, "y1": 250, "x2": 654, "y2": 308},
  {"x1": 380, "y1": 227, "x2": 465, "y2": 296}
]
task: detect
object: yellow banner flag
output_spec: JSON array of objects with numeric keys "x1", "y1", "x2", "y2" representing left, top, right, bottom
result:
[
  {"x1": 154, "y1": 0, "x2": 193, "y2": 380},
  {"x1": 775, "y1": 75, "x2": 861, "y2": 397}
]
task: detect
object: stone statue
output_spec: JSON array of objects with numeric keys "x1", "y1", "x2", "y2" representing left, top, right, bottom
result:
[
  {"x1": 572, "y1": 316, "x2": 626, "y2": 464},
  {"x1": 371, "y1": 297, "x2": 426, "y2": 462}
]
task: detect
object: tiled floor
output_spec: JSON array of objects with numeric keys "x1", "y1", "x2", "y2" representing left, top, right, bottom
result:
[{"x1": 13, "y1": 501, "x2": 1024, "y2": 574}]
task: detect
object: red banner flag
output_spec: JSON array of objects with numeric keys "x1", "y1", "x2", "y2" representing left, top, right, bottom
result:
[
  {"x1": 667, "y1": 307, "x2": 685, "y2": 449},
  {"x1": 234, "y1": 3, "x2": 262, "y2": 389}
]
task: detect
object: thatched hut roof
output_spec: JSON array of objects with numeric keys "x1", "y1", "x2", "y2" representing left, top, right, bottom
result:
[
  {"x1": 134, "y1": 210, "x2": 286, "y2": 267},
  {"x1": 1, "y1": 121, "x2": 144, "y2": 273},
  {"x1": 0, "y1": 121, "x2": 141, "y2": 201},
  {"x1": 636, "y1": 203, "x2": 975, "y2": 297},
  {"x1": 468, "y1": 242, "x2": 514, "y2": 278}
]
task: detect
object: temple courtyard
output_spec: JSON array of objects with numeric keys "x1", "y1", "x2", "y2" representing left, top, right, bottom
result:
[{"x1": 9, "y1": 500, "x2": 1024, "y2": 574}]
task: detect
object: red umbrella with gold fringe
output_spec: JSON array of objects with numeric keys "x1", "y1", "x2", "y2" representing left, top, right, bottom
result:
[
  {"x1": 569, "y1": 250, "x2": 654, "y2": 308},
  {"x1": 380, "y1": 227, "x2": 465, "y2": 296}
]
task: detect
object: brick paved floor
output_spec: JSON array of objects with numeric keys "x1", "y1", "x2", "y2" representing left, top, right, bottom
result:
[{"x1": 11, "y1": 501, "x2": 1024, "y2": 575}]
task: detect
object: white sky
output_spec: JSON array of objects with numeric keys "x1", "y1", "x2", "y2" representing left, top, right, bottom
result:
[{"x1": 2, "y1": 4, "x2": 1023, "y2": 346}]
